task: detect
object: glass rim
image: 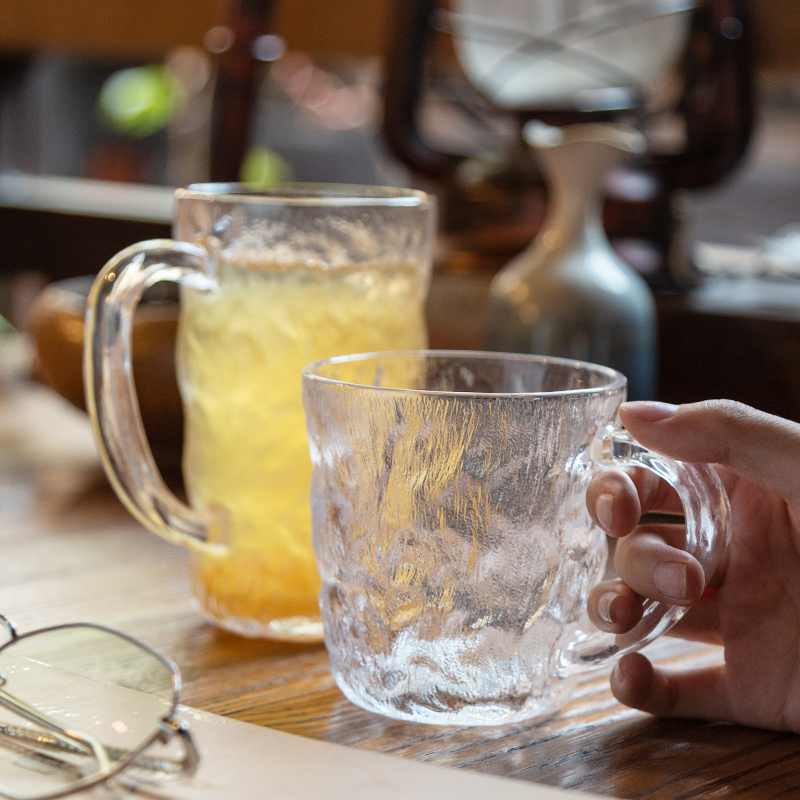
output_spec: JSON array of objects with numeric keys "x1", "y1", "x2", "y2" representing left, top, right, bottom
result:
[
  {"x1": 301, "y1": 350, "x2": 627, "y2": 398},
  {"x1": 175, "y1": 182, "x2": 432, "y2": 208}
]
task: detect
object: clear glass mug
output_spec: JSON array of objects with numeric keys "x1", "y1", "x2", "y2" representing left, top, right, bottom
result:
[
  {"x1": 84, "y1": 184, "x2": 437, "y2": 641},
  {"x1": 301, "y1": 351, "x2": 730, "y2": 724}
]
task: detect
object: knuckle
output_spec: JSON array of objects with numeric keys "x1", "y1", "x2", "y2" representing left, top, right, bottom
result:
[
  {"x1": 697, "y1": 398, "x2": 752, "y2": 421},
  {"x1": 632, "y1": 468, "x2": 665, "y2": 511},
  {"x1": 589, "y1": 468, "x2": 634, "y2": 497},
  {"x1": 692, "y1": 399, "x2": 800, "y2": 466},
  {"x1": 687, "y1": 399, "x2": 753, "y2": 463}
]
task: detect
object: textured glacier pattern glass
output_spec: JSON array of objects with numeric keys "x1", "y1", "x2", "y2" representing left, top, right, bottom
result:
[
  {"x1": 84, "y1": 184, "x2": 436, "y2": 643},
  {"x1": 303, "y1": 351, "x2": 731, "y2": 725},
  {"x1": 303, "y1": 352, "x2": 623, "y2": 724}
]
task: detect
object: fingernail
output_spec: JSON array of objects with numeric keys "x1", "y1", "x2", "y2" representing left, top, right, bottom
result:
[
  {"x1": 596, "y1": 492, "x2": 614, "y2": 530},
  {"x1": 621, "y1": 401, "x2": 678, "y2": 422},
  {"x1": 597, "y1": 591, "x2": 620, "y2": 625},
  {"x1": 653, "y1": 562, "x2": 687, "y2": 601}
]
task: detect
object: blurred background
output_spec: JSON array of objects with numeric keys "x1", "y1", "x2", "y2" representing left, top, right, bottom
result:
[
  {"x1": 0, "y1": 0, "x2": 404, "y2": 188},
  {"x1": 2, "y1": 0, "x2": 800, "y2": 428}
]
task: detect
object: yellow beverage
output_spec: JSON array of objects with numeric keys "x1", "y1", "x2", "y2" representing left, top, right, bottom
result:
[{"x1": 176, "y1": 259, "x2": 428, "y2": 638}]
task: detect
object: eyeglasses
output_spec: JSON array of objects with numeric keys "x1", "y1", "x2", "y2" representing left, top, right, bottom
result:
[{"x1": 0, "y1": 614, "x2": 199, "y2": 800}]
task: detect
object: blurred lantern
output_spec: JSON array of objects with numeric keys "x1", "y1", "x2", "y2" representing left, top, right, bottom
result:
[
  {"x1": 240, "y1": 144, "x2": 293, "y2": 186},
  {"x1": 97, "y1": 65, "x2": 184, "y2": 138}
]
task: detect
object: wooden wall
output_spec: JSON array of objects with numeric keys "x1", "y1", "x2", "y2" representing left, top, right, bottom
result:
[
  {"x1": 749, "y1": 0, "x2": 800, "y2": 73},
  {"x1": 0, "y1": 0, "x2": 393, "y2": 60},
  {"x1": 0, "y1": 0, "x2": 225, "y2": 59},
  {"x1": 0, "y1": 1, "x2": 796, "y2": 69}
]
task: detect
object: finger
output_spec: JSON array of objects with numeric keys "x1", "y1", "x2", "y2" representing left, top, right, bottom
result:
[
  {"x1": 587, "y1": 468, "x2": 686, "y2": 538},
  {"x1": 620, "y1": 400, "x2": 800, "y2": 505},
  {"x1": 666, "y1": 593, "x2": 723, "y2": 644},
  {"x1": 626, "y1": 467, "x2": 684, "y2": 516},
  {"x1": 588, "y1": 467, "x2": 688, "y2": 535},
  {"x1": 587, "y1": 579, "x2": 643, "y2": 633},
  {"x1": 588, "y1": 585, "x2": 723, "y2": 642},
  {"x1": 611, "y1": 652, "x2": 734, "y2": 722},
  {"x1": 614, "y1": 525, "x2": 705, "y2": 606},
  {"x1": 587, "y1": 469, "x2": 640, "y2": 537}
]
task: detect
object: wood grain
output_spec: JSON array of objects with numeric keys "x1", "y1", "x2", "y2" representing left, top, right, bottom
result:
[{"x1": 1, "y1": 379, "x2": 800, "y2": 799}]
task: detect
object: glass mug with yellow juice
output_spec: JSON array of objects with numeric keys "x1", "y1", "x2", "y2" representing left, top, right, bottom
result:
[{"x1": 84, "y1": 184, "x2": 436, "y2": 640}]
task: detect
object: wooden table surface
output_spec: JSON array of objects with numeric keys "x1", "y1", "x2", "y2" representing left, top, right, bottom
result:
[{"x1": 2, "y1": 377, "x2": 800, "y2": 800}]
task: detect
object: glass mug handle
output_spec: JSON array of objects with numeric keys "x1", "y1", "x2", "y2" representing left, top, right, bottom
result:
[
  {"x1": 566, "y1": 427, "x2": 731, "y2": 668},
  {"x1": 84, "y1": 240, "x2": 225, "y2": 555}
]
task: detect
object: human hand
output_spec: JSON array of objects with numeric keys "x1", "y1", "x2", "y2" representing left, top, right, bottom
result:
[{"x1": 586, "y1": 399, "x2": 800, "y2": 731}]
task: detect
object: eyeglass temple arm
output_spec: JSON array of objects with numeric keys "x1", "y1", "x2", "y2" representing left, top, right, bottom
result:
[
  {"x1": 0, "y1": 720, "x2": 197, "y2": 781},
  {"x1": 155, "y1": 717, "x2": 200, "y2": 779},
  {"x1": 0, "y1": 682, "x2": 111, "y2": 773}
]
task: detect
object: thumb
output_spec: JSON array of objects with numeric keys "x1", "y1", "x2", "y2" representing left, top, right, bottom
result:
[{"x1": 619, "y1": 399, "x2": 800, "y2": 505}]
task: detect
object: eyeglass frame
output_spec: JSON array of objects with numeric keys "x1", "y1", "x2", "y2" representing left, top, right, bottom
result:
[{"x1": 0, "y1": 613, "x2": 200, "y2": 800}]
